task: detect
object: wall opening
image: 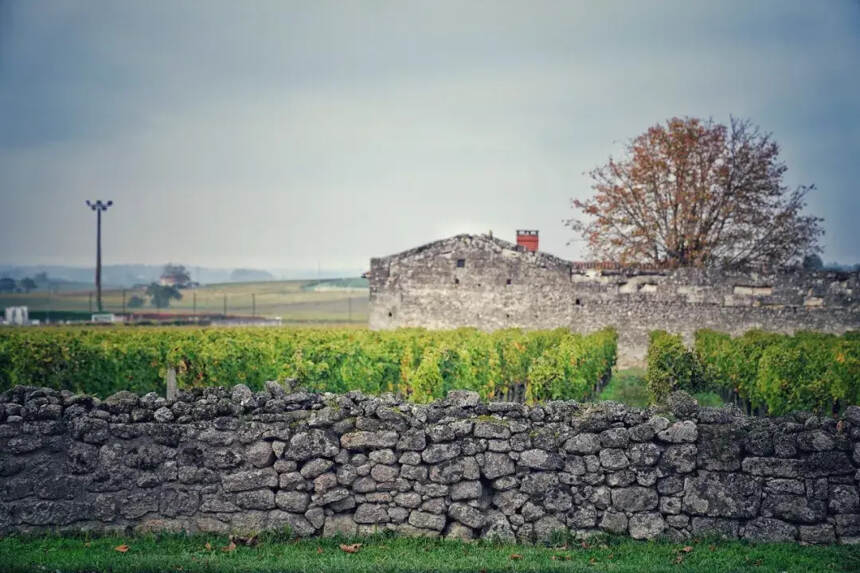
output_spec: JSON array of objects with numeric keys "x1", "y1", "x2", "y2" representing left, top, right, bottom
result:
[
  {"x1": 454, "y1": 278, "x2": 460, "y2": 285},
  {"x1": 456, "y1": 259, "x2": 465, "y2": 268},
  {"x1": 575, "y1": 298, "x2": 581, "y2": 305},
  {"x1": 506, "y1": 278, "x2": 512, "y2": 285}
]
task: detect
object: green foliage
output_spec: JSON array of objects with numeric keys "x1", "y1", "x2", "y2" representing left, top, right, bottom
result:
[
  {"x1": 684, "y1": 329, "x2": 859, "y2": 415},
  {"x1": 145, "y1": 283, "x2": 182, "y2": 309},
  {"x1": 0, "y1": 326, "x2": 617, "y2": 402},
  {"x1": 645, "y1": 331, "x2": 700, "y2": 404},
  {"x1": 599, "y1": 367, "x2": 649, "y2": 408}
]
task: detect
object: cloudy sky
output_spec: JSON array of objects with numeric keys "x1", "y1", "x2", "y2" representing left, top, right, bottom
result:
[{"x1": 1, "y1": 0, "x2": 858, "y2": 273}]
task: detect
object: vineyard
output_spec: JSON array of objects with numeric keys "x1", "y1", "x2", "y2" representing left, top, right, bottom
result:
[
  {"x1": 0, "y1": 326, "x2": 617, "y2": 403},
  {"x1": 647, "y1": 329, "x2": 860, "y2": 416}
]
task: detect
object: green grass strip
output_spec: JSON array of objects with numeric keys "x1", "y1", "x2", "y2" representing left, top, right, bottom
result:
[{"x1": 0, "y1": 532, "x2": 857, "y2": 573}]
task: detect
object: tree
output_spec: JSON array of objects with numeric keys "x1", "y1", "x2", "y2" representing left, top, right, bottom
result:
[
  {"x1": 160, "y1": 264, "x2": 191, "y2": 288},
  {"x1": 567, "y1": 117, "x2": 823, "y2": 268},
  {"x1": 802, "y1": 254, "x2": 823, "y2": 271},
  {"x1": 19, "y1": 277, "x2": 37, "y2": 293},
  {"x1": 127, "y1": 295, "x2": 145, "y2": 309},
  {"x1": 145, "y1": 282, "x2": 182, "y2": 309},
  {"x1": 0, "y1": 278, "x2": 15, "y2": 293}
]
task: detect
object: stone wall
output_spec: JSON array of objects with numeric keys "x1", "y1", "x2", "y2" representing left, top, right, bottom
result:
[
  {"x1": 2, "y1": 383, "x2": 860, "y2": 544},
  {"x1": 368, "y1": 234, "x2": 860, "y2": 366}
]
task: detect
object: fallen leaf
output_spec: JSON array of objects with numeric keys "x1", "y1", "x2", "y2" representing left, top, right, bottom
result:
[
  {"x1": 680, "y1": 546, "x2": 694, "y2": 553},
  {"x1": 674, "y1": 555, "x2": 684, "y2": 564},
  {"x1": 317, "y1": 546, "x2": 323, "y2": 554},
  {"x1": 204, "y1": 542, "x2": 212, "y2": 551},
  {"x1": 581, "y1": 541, "x2": 590, "y2": 549},
  {"x1": 709, "y1": 544, "x2": 716, "y2": 552},
  {"x1": 509, "y1": 554, "x2": 522, "y2": 560},
  {"x1": 339, "y1": 543, "x2": 362, "y2": 554},
  {"x1": 114, "y1": 545, "x2": 129, "y2": 553},
  {"x1": 221, "y1": 542, "x2": 236, "y2": 553},
  {"x1": 589, "y1": 557, "x2": 597, "y2": 565},
  {"x1": 84, "y1": 542, "x2": 91, "y2": 548}
]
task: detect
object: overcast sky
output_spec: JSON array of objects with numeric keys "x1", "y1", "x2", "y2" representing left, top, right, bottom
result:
[{"x1": 1, "y1": 0, "x2": 858, "y2": 272}]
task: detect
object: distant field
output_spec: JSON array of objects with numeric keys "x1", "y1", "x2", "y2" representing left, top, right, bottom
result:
[{"x1": 0, "y1": 278, "x2": 369, "y2": 323}]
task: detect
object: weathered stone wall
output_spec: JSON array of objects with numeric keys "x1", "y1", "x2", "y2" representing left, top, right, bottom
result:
[
  {"x1": 3, "y1": 384, "x2": 860, "y2": 544},
  {"x1": 368, "y1": 234, "x2": 860, "y2": 366}
]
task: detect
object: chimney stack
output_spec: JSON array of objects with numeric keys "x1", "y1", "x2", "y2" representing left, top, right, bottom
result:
[{"x1": 516, "y1": 229, "x2": 539, "y2": 252}]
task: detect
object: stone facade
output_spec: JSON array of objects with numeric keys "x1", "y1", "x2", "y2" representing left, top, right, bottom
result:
[
  {"x1": 2, "y1": 384, "x2": 860, "y2": 544},
  {"x1": 368, "y1": 234, "x2": 860, "y2": 365}
]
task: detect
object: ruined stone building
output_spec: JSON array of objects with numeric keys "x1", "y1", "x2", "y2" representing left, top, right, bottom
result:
[{"x1": 369, "y1": 232, "x2": 860, "y2": 365}]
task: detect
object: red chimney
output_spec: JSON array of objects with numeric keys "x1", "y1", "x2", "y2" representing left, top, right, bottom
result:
[{"x1": 516, "y1": 229, "x2": 539, "y2": 252}]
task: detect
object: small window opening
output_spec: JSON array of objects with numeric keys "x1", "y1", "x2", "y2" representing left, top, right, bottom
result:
[
  {"x1": 477, "y1": 283, "x2": 481, "y2": 287},
  {"x1": 456, "y1": 258, "x2": 465, "y2": 268},
  {"x1": 505, "y1": 313, "x2": 510, "y2": 318},
  {"x1": 454, "y1": 278, "x2": 460, "y2": 285},
  {"x1": 388, "y1": 311, "x2": 393, "y2": 317},
  {"x1": 575, "y1": 298, "x2": 581, "y2": 306},
  {"x1": 506, "y1": 278, "x2": 512, "y2": 285}
]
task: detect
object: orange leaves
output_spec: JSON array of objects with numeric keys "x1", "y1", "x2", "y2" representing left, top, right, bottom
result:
[
  {"x1": 339, "y1": 543, "x2": 362, "y2": 554},
  {"x1": 509, "y1": 554, "x2": 522, "y2": 560},
  {"x1": 114, "y1": 544, "x2": 129, "y2": 553},
  {"x1": 221, "y1": 541, "x2": 236, "y2": 553}
]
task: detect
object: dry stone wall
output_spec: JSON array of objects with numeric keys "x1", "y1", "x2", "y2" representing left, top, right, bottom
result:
[
  {"x1": 369, "y1": 234, "x2": 860, "y2": 366},
  {"x1": 2, "y1": 383, "x2": 860, "y2": 544}
]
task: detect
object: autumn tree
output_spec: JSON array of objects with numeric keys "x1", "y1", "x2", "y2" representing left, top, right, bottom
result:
[{"x1": 567, "y1": 117, "x2": 823, "y2": 268}]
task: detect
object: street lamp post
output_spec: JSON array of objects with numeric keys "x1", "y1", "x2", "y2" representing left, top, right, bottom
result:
[{"x1": 86, "y1": 200, "x2": 113, "y2": 312}]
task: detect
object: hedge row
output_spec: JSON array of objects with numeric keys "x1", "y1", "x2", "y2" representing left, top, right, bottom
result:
[
  {"x1": 0, "y1": 326, "x2": 616, "y2": 403},
  {"x1": 646, "y1": 329, "x2": 859, "y2": 415}
]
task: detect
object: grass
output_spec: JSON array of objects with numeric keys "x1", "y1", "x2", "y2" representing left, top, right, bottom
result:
[
  {"x1": 0, "y1": 278, "x2": 369, "y2": 323},
  {"x1": 0, "y1": 532, "x2": 856, "y2": 573},
  {"x1": 599, "y1": 367, "x2": 649, "y2": 407},
  {"x1": 599, "y1": 368, "x2": 725, "y2": 409}
]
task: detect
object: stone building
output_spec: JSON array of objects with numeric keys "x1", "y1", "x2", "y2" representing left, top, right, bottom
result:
[{"x1": 368, "y1": 233, "x2": 860, "y2": 365}]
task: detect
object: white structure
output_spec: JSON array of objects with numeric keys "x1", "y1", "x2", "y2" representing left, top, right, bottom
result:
[
  {"x1": 91, "y1": 313, "x2": 117, "y2": 323},
  {"x1": 4, "y1": 306, "x2": 29, "y2": 325}
]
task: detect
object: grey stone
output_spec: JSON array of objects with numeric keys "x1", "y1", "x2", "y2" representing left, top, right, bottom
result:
[
  {"x1": 341, "y1": 431, "x2": 399, "y2": 450},
  {"x1": 301, "y1": 458, "x2": 334, "y2": 479},
  {"x1": 799, "y1": 524, "x2": 836, "y2": 544},
  {"x1": 246, "y1": 441, "x2": 275, "y2": 468},
  {"x1": 564, "y1": 433, "x2": 601, "y2": 454},
  {"x1": 599, "y1": 510, "x2": 628, "y2": 533},
  {"x1": 394, "y1": 492, "x2": 422, "y2": 508},
  {"x1": 520, "y1": 472, "x2": 559, "y2": 495},
  {"x1": 534, "y1": 515, "x2": 567, "y2": 541},
  {"x1": 275, "y1": 491, "x2": 309, "y2": 513},
  {"x1": 473, "y1": 420, "x2": 510, "y2": 439},
  {"x1": 323, "y1": 514, "x2": 358, "y2": 537},
  {"x1": 222, "y1": 468, "x2": 278, "y2": 492},
  {"x1": 691, "y1": 517, "x2": 739, "y2": 539},
  {"x1": 519, "y1": 449, "x2": 563, "y2": 470},
  {"x1": 599, "y1": 448, "x2": 629, "y2": 470},
  {"x1": 829, "y1": 485, "x2": 860, "y2": 513},
  {"x1": 286, "y1": 430, "x2": 340, "y2": 461},
  {"x1": 657, "y1": 421, "x2": 698, "y2": 443},
  {"x1": 683, "y1": 472, "x2": 761, "y2": 518},
  {"x1": 153, "y1": 407, "x2": 174, "y2": 423},
  {"x1": 429, "y1": 457, "x2": 479, "y2": 484},
  {"x1": 268, "y1": 510, "x2": 316, "y2": 536},
  {"x1": 236, "y1": 488, "x2": 275, "y2": 510},
  {"x1": 742, "y1": 517, "x2": 797, "y2": 542},
  {"x1": 354, "y1": 503, "x2": 389, "y2": 524},
  {"x1": 449, "y1": 480, "x2": 482, "y2": 500},
  {"x1": 661, "y1": 444, "x2": 697, "y2": 473},
  {"x1": 408, "y1": 510, "x2": 446, "y2": 531},
  {"x1": 422, "y1": 443, "x2": 461, "y2": 464},
  {"x1": 493, "y1": 490, "x2": 528, "y2": 514},
  {"x1": 370, "y1": 464, "x2": 399, "y2": 482},
  {"x1": 797, "y1": 430, "x2": 835, "y2": 452},
  {"x1": 629, "y1": 512, "x2": 665, "y2": 540},
  {"x1": 481, "y1": 452, "x2": 515, "y2": 479},
  {"x1": 611, "y1": 486, "x2": 658, "y2": 512},
  {"x1": 397, "y1": 429, "x2": 426, "y2": 451},
  {"x1": 369, "y1": 449, "x2": 397, "y2": 464}
]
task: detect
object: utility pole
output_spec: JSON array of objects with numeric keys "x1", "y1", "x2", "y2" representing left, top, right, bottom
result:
[
  {"x1": 122, "y1": 289, "x2": 126, "y2": 315},
  {"x1": 223, "y1": 294, "x2": 227, "y2": 317},
  {"x1": 86, "y1": 200, "x2": 113, "y2": 312},
  {"x1": 251, "y1": 293, "x2": 256, "y2": 318}
]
